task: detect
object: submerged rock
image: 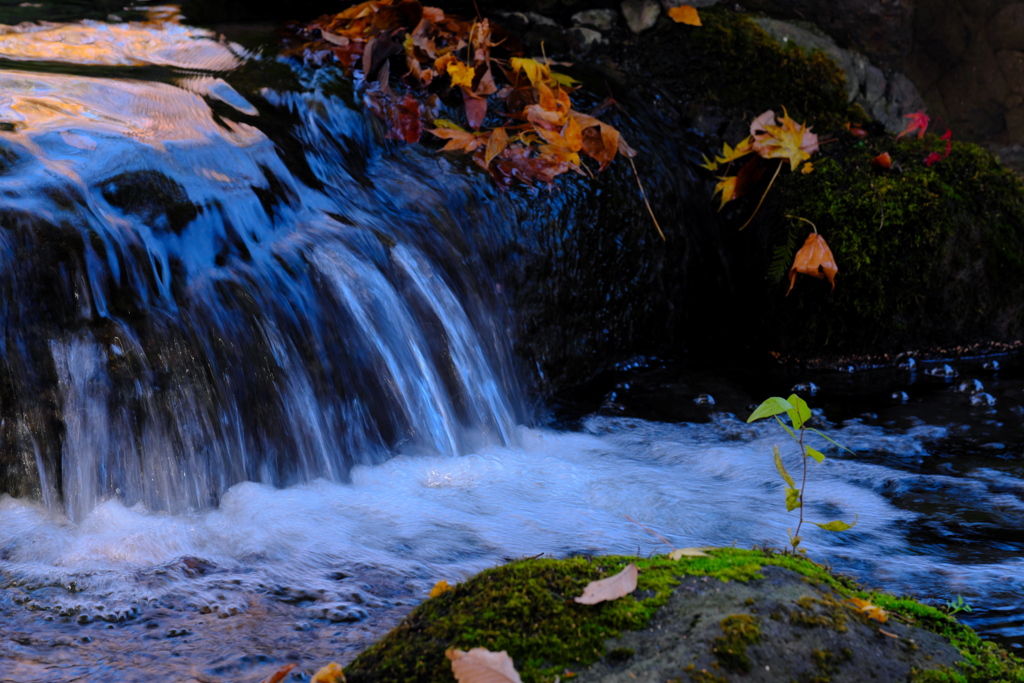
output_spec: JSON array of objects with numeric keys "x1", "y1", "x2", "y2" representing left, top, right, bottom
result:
[{"x1": 341, "y1": 549, "x2": 1024, "y2": 683}]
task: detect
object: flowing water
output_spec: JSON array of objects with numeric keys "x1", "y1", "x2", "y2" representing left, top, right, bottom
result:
[{"x1": 0, "y1": 5, "x2": 1020, "y2": 682}]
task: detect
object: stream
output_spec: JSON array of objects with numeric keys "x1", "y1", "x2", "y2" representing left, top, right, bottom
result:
[{"x1": 0, "y1": 4, "x2": 1020, "y2": 682}]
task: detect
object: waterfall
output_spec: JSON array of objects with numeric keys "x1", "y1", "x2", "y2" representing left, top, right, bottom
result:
[{"x1": 0, "y1": 17, "x2": 521, "y2": 520}]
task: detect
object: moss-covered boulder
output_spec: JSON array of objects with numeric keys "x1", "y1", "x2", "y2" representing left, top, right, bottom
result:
[
  {"x1": 749, "y1": 132, "x2": 1024, "y2": 358},
  {"x1": 342, "y1": 549, "x2": 1024, "y2": 683}
]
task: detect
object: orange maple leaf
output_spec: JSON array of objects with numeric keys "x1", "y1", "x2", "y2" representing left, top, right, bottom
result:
[
  {"x1": 787, "y1": 232, "x2": 837, "y2": 295},
  {"x1": 668, "y1": 5, "x2": 701, "y2": 26}
]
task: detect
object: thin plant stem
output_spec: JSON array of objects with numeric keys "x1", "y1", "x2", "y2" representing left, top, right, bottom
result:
[
  {"x1": 625, "y1": 515, "x2": 674, "y2": 551},
  {"x1": 796, "y1": 426, "x2": 808, "y2": 546},
  {"x1": 629, "y1": 157, "x2": 666, "y2": 241},
  {"x1": 739, "y1": 160, "x2": 782, "y2": 231}
]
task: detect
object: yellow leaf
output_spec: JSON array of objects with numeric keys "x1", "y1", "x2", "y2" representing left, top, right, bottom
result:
[
  {"x1": 713, "y1": 176, "x2": 738, "y2": 210},
  {"x1": 668, "y1": 547, "x2": 710, "y2": 559},
  {"x1": 447, "y1": 647, "x2": 523, "y2": 683},
  {"x1": 574, "y1": 563, "x2": 638, "y2": 604},
  {"x1": 717, "y1": 137, "x2": 754, "y2": 165},
  {"x1": 668, "y1": 5, "x2": 702, "y2": 26},
  {"x1": 430, "y1": 579, "x2": 454, "y2": 598},
  {"x1": 699, "y1": 154, "x2": 719, "y2": 171},
  {"x1": 510, "y1": 57, "x2": 550, "y2": 87},
  {"x1": 447, "y1": 60, "x2": 476, "y2": 88},
  {"x1": 751, "y1": 108, "x2": 819, "y2": 171},
  {"x1": 433, "y1": 118, "x2": 467, "y2": 131},
  {"x1": 311, "y1": 662, "x2": 346, "y2": 683},
  {"x1": 847, "y1": 597, "x2": 888, "y2": 623},
  {"x1": 801, "y1": 161, "x2": 814, "y2": 174}
]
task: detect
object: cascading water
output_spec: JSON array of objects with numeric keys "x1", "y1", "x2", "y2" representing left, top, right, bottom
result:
[
  {"x1": 0, "y1": 11, "x2": 520, "y2": 522},
  {"x1": 0, "y1": 5, "x2": 1021, "y2": 683}
]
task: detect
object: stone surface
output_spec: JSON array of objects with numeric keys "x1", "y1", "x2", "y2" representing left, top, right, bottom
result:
[
  {"x1": 576, "y1": 567, "x2": 964, "y2": 683},
  {"x1": 572, "y1": 9, "x2": 618, "y2": 32},
  {"x1": 621, "y1": 0, "x2": 660, "y2": 33},
  {"x1": 752, "y1": 17, "x2": 925, "y2": 133}
]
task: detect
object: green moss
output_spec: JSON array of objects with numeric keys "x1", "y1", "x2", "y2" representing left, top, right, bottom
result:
[
  {"x1": 712, "y1": 614, "x2": 761, "y2": 673},
  {"x1": 628, "y1": 7, "x2": 858, "y2": 132},
  {"x1": 343, "y1": 548, "x2": 1024, "y2": 683},
  {"x1": 760, "y1": 133, "x2": 1024, "y2": 354},
  {"x1": 790, "y1": 594, "x2": 849, "y2": 633}
]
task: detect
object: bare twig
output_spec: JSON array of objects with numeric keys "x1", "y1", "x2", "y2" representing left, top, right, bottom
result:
[
  {"x1": 629, "y1": 157, "x2": 666, "y2": 241},
  {"x1": 625, "y1": 515, "x2": 674, "y2": 550}
]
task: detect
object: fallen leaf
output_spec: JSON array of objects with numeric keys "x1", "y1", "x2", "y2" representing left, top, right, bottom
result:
[
  {"x1": 800, "y1": 161, "x2": 814, "y2": 174},
  {"x1": 713, "y1": 175, "x2": 738, "y2": 210},
  {"x1": 484, "y1": 127, "x2": 509, "y2": 166},
  {"x1": 668, "y1": 547, "x2": 709, "y2": 559},
  {"x1": 878, "y1": 628, "x2": 900, "y2": 638},
  {"x1": 311, "y1": 662, "x2": 346, "y2": 683},
  {"x1": 575, "y1": 563, "x2": 638, "y2": 604},
  {"x1": 462, "y1": 88, "x2": 488, "y2": 129},
  {"x1": 787, "y1": 232, "x2": 837, "y2": 295},
  {"x1": 447, "y1": 59, "x2": 476, "y2": 87},
  {"x1": 430, "y1": 579, "x2": 454, "y2": 598},
  {"x1": 871, "y1": 152, "x2": 892, "y2": 170},
  {"x1": 259, "y1": 664, "x2": 297, "y2": 683},
  {"x1": 429, "y1": 126, "x2": 485, "y2": 152},
  {"x1": 924, "y1": 129, "x2": 952, "y2": 166},
  {"x1": 897, "y1": 110, "x2": 930, "y2": 139},
  {"x1": 751, "y1": 108, "x2": 819, "y2": 171},
  {"x1": 847, "y1": 597, "x2": 888, "y2": 623},
  {"x1": 668, "y1": 5, "x2": 701, "y2": 26},
  {"x1": 447, "y1": 647, "x2": 523, "y2": 683},
  {"x1": 846, "y1": 123, "x2": 868, "y2": 139}
]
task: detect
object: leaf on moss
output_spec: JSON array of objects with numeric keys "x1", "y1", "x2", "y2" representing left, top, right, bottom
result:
[
  {"x1": 847, "y1": 597, "x2": 888, "y2": 623},
  {"x1": 669, "y1": 547, "x2": 710, "y2": 559},
  {"x1": 668, "y1": 5, "x2": 702, "y2": 26},
  {"x1": 430, "y1": 579, "x2": 454, "y2": 598},
  {"x1": 574, "y1": 563, "x2": 638, "y2": 604},
  {"x1": 447, "y1": 647, "x2": 523, "y2": 683},
  {"x1": 311, "y1": 662, "x2": 346, "y2": 683},
  {"x1": 787, "y1": 233, "x2": 837, "y2": 295},
  {"x1": 751, "y1": 108, "x2": 819, "y2": 171}
]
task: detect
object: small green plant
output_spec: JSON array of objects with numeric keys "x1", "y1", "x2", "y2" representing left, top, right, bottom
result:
[
  {"x1": 747, "y1": 394, "x2": 856, "y2": 553},
  {"x1": 944, "y1": 595, "x2": 973, "y2": 616}
]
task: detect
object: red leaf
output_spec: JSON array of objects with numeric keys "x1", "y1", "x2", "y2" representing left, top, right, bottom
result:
[
  {"x1": 386, "y1": 94, "x2": 422, "y2": 143},
  {"x1": 925, "y1": 129, "x2": 953, "y2": 166},
  {"x1": 897, "y1": 110, "x2": 930, "y2": 139},
  {"x1": 462, "y1": 88, "x2": 487, "y2": 130},
  {"x1": 871, "y1": 152, "x2": 892, "y2": 170}
]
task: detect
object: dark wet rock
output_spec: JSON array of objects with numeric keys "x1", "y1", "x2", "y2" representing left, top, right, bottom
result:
[{"x1": 100, "y1": 170, "x2": 199, "y2": 235}]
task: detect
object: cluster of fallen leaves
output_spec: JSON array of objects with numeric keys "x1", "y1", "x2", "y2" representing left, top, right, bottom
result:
[
  {"x1": 703, "y1": 107, "x2": 955, "y2": 296},
  {"x1": 283, "y1": 0, "x2": 695, "y2": 188}
]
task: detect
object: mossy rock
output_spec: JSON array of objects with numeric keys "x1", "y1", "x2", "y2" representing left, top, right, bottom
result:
[
  {"x1": 751, "y1": 133, "x2": 1024, "y2": 356},
  {"x1": 342, "y1": 548, "x2": 1024, "y2": 683}
]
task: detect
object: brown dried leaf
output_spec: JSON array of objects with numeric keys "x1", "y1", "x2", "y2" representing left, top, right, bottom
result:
[
  {"x1": 485, "y1": 127, "x2": 509, "y2": 166},
  {"x1": 447, "y1": 647, "x2": 523, "y2": 683},
  {"x1": 462, "y1": 88, "x2": 488, "y2": 129},
  {"x1": 574, "y1": 563, "x2": 638, "y2": 604},
  {"x1": 787, "y1": 233, "x2": 838, "y2": 295},
  {"x1": 259, "y1": 664, "x2": 297, "y2": 683}
]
